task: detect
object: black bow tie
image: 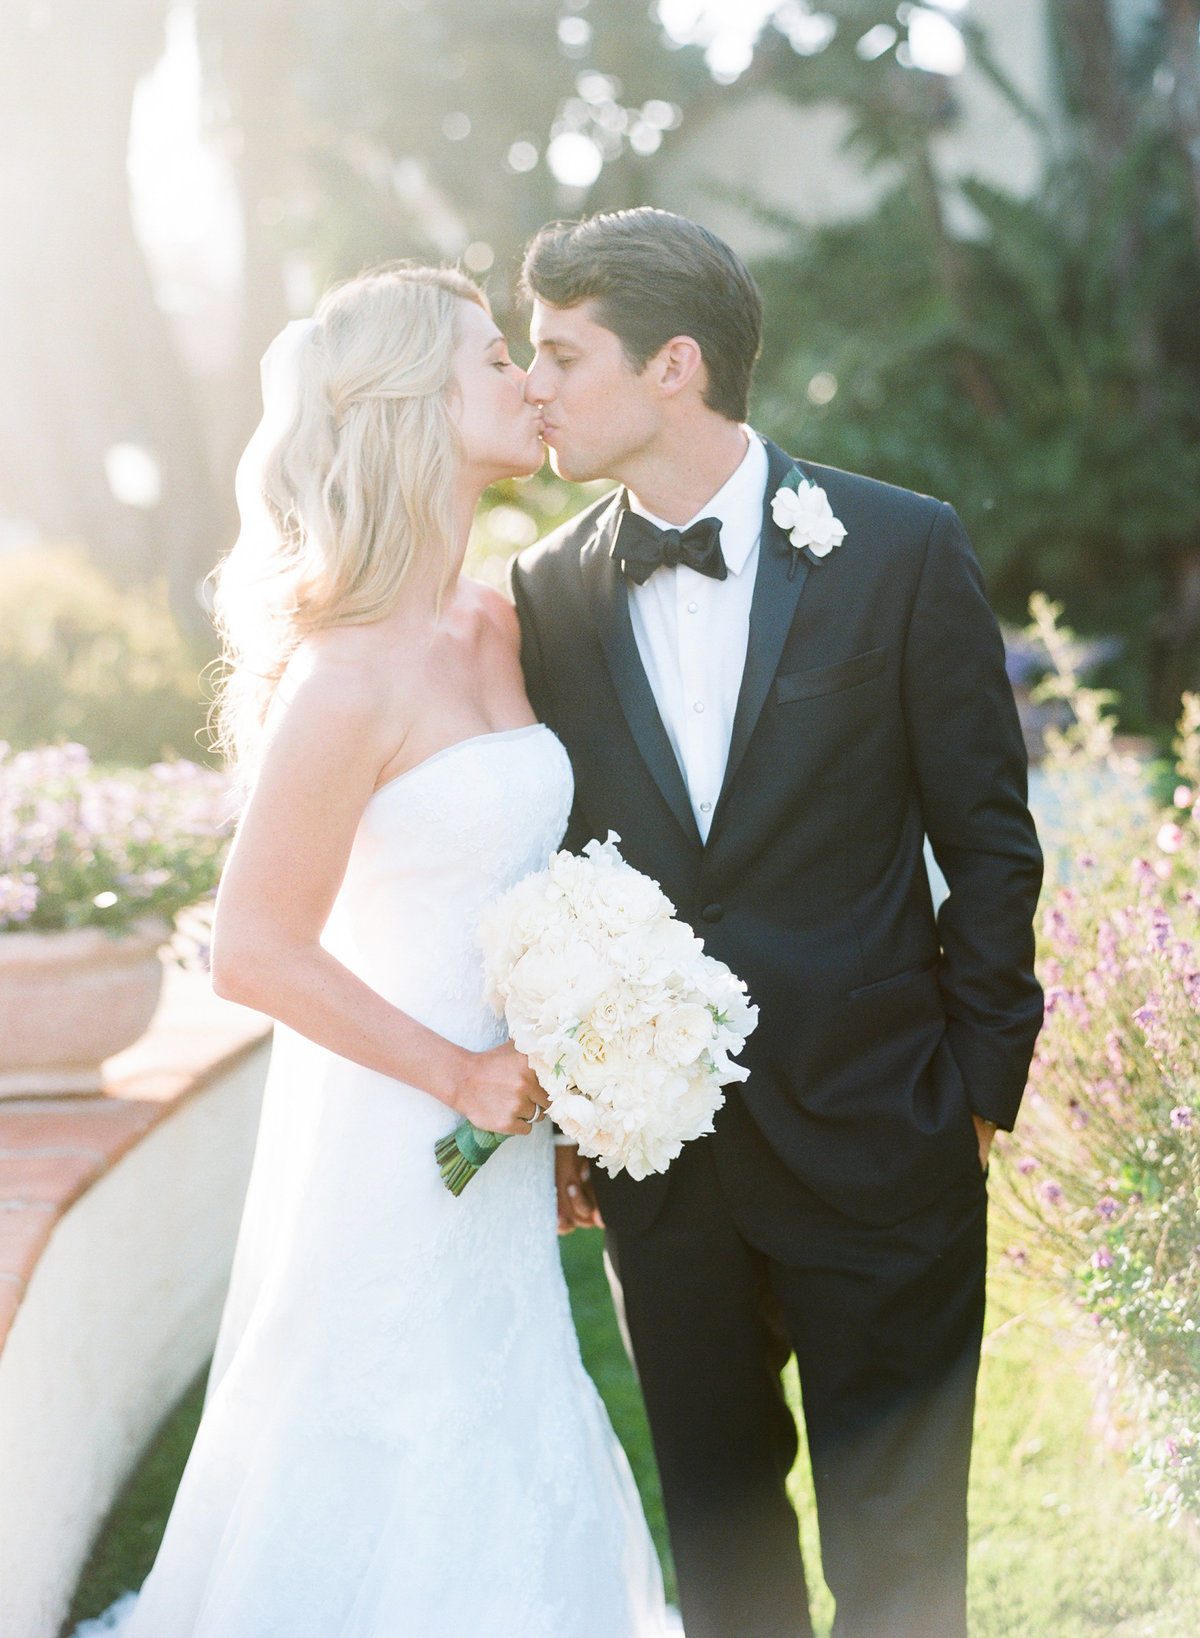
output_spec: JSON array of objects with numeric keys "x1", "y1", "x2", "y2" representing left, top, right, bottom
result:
[{"x1": 611, "y1": 508, "x2": 727, "y2": 585}]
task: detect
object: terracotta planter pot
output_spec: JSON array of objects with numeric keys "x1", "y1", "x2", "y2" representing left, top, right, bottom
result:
[{"x1": 0, "y1": 919, "x2": 169, "y2": 1096}]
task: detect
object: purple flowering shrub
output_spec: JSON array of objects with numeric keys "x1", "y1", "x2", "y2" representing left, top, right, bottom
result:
[
  {"x1": 0, "y1": 742, "x2": 232, "y2": 937},
  {"x1": 997, "y1": 597, "x2": 1200, "y2": 1523}
]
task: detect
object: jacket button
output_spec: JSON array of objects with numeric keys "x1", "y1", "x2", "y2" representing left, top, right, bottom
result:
[{"x1": 700, "y1": 903, "x2": 724, "y2": 923}]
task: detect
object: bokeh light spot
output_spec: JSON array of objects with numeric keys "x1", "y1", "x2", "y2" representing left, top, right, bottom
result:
[
  {"x1": 104, "y1": 444, "x2": 162, "y2": 510},
  {"x1": 464, "y1": 241, "x2": 495, "y2": 273},
  {"x1": 546, "y1": 130, "x2": 603, "y2": 188},
  {"x1": 856, "y1": 24, "x2": 898, "y2": 61},
  {"x1": 558, "y1": 16, "x2": 591, "y2": 52},
  {"x1": 900, "y1": 6, "x2": 967, "y2": 75},
  {"x1": 629, "y1": 123, "x2": 663, "y2": 157},
  {"x1": 506, "y1": 140, "x2": 539, "y2": 173}
]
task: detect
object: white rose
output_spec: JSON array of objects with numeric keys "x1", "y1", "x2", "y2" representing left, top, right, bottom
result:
[
  {"x1": 653, "y1": 1002, "x2": 715, "y2": 1069},
  {"x1": 623, "y1": 1020, "x2": 658, "y2": 1061},
  {"x1": 770, "y1": 479, "x2": 847, "y2": 559},
  {"x1": 568, "y1": 1024, "x2": 621, "y2": 1095},
  {"x1": 589, "y1": 990, "x2": 629, "y2": 1039}
]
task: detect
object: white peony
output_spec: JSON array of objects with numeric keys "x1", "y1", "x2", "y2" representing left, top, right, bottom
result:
[
  {"x1": 505, "y1": 937, "x2": 603, "y2": 1038},
  {"x1": 612, "y1": 919, "x2": 699, "y2": 990},
  {"x1": 770, "y1": 478, "x2": 847, "y2": 559}
]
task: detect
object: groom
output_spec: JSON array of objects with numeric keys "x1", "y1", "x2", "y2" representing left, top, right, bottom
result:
[{"x1": 510, "y1": 209, "x2": 1042, "y2": 1638}]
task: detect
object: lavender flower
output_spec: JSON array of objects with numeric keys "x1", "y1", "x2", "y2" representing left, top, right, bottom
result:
[
  {"x1": 1130, "y1": 857, "x2": 1158, "y2": 888},
  {"x1": 1096, "y1": 1196, "x2": 1121, "y2": 1221},
  {"x1": 0, "y1": 745, "x2": 231, "y2": 934},
  {"x1": 1170, "y1": 1106, "x2": 1194, "y2": 1133},
  {"x1": 1039, "y1": 1179, "x2": 1065, "y2": 1207},
  {"x1": 1091, "y1": 1246, "x2": 1114, "y2": 1270},
  {"x1": 1041, "y1": 906, "x2": 1077, "y2": 947}
]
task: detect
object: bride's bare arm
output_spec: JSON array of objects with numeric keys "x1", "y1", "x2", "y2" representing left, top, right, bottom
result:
[{"x1": 210, "y1": 662, "x2": 545, "y2": 1134}]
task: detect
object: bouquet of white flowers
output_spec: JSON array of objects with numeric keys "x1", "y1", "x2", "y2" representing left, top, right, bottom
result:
[{"x1": 435, "y1": 834, "x2": 757, "y2": 1195}]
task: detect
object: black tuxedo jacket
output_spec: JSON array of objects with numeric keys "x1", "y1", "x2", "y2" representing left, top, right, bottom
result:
[{"x1": 510, "y1": 438, "x2": 1043, "y2": 1238}]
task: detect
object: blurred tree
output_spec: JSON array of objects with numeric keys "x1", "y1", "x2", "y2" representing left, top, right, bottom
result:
[
  {"x1": 195, "y1": 0, "x2": 302, "y2": 479},
  {"x1": 4, "y1": 0, "x2": 1195, "y2": 732},
  {"x1": 746, "y1": 0, "x2": 1200, "y2": 730},
  {"x1": 0, "y1": 0, "x2": 707, "y2": 633},
  {"x1": 0, "y1": 0, "x2": 219, "y2": 634},
  {"x1": 181, "y1": 0, "x2": 710, "y2": 580},
  {"x1": 1164, "y1": 0, "x2": 1200, "y2": 253},
  {"x1": 196, "y1": 0, "x2": 708, "y2": 333}
]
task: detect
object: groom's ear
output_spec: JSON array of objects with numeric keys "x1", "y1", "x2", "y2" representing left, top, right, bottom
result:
[{"x1": 647, "y1": 335, "x2": 706, "y2": 401}]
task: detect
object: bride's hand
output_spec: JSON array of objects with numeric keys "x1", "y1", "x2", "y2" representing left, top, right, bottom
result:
[{"x1": 450, "y1": 1041, "x2": 549, "y2": 1135}]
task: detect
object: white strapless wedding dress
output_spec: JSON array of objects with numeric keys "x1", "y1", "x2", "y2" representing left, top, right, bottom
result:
[{"x1": 82, "y1": 724, "x2": 666, "y2": 1638}]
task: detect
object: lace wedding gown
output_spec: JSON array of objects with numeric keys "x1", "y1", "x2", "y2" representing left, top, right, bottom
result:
[{"x1": 83, "y1": 724, "x2": 666, "y2": 1638}]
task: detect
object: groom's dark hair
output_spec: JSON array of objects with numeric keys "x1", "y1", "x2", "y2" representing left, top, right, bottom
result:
[{"x1": 520, "y1": 208, "x2": 762, "y2": 423}]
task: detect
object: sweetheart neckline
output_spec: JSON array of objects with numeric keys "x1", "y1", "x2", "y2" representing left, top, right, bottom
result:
[{"x1": 369, "y1": 722, "x2": 552, "y2": 803}]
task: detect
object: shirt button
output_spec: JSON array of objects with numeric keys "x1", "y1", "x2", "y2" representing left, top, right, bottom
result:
[
  {"x1": 693, "y1": 701, "x2": 705, "y2": 714},
  {"x1": 687, "y1": 601, "x2": 698, "y2": 614},
  {"x1": 699, "y1": 801, "x2": 712, "y2": 813}
]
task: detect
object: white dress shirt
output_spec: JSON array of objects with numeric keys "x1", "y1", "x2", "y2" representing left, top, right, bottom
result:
[{"x1": 626, "y1": 430, "x2": 768, "y2": 842}]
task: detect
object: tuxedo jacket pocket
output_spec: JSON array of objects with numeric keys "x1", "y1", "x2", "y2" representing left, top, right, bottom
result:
[
  {"x1": 848, "y1": 956, "x2": 939, "y2": 1000},
  {"x1": 775, "y1": 647, "x2": 887, "y2": 704}
]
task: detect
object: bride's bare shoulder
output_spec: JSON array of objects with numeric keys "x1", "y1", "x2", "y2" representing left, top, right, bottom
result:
[
  {"x1": 460, "y1": 577, "x2": 520, "y2": 647},
  {"x1": 274, "y1": 624, "x2": 404, "y2": 731}
]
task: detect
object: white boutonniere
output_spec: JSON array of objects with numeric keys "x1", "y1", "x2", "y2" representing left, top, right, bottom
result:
[{"x1": 770, "y1": 468, "x2": 846, "y2": 565}]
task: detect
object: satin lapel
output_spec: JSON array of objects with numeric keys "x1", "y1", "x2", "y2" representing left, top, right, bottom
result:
[
  {"x1": 580, "y1": 493, "x2": 701, "y2": 847},
  {"x1": 711, "y1": 441, "x2": 813, "y2": 827}
]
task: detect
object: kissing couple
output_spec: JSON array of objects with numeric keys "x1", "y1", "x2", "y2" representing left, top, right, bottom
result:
[{"x1": 88, "y1": 208, "x2": 1042, "y2": 1638}]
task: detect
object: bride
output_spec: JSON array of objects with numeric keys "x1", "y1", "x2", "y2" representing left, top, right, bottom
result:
[{"x1": 82, "y1": 266, "x2": 667, "y2": 1636}]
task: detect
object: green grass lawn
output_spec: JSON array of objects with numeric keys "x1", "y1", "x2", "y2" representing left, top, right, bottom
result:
[
  {"x1": 61, "y1": 1369, "x2": 209, "y2": 1636},
  {"x1": 65, "y1": 1225, "x2": 1200, "y2": 1635}
]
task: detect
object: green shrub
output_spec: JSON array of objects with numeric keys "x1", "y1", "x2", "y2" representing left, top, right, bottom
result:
[
  {"x1": 0, "y1": 545, "x2": 211, "y2": 766},
  {"x1": 466, "y1": 472, "x2": 612, "y2": 588}
]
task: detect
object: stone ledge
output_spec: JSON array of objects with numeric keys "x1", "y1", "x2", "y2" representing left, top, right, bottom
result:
[
  {"x1": 0, "y1": 965, "x2": 270, "y2": 1358},
  {"x1": 0, "y1": 967, "x2": 272, "y2": 1638}
]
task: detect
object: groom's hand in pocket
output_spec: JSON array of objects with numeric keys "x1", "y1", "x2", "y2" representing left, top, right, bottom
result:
[
  {"x1": 973, "y1": 1115, "x2": 997, "y2": 1172},
  {"x1": 555, "y1": 1143, "x2": 603, "y2": 1234}
]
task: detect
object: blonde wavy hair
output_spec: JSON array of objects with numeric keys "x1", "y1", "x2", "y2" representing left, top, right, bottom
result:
[{"x1": 210, "y1": 264, "x2": 487, "y2": 771}]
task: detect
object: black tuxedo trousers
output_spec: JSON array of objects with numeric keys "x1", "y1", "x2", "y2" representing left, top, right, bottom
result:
[
  {"x1": 608, "y1": 1124, "x2": 988, "y2": 1638},
  {"x1": 510, "y1": 441, "x2": 1042, "y2": 1637}
]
